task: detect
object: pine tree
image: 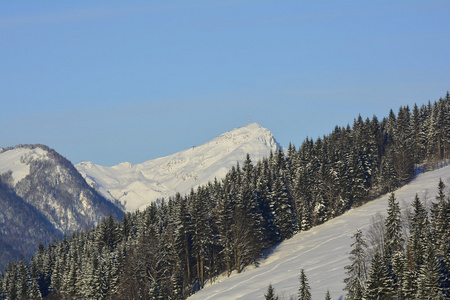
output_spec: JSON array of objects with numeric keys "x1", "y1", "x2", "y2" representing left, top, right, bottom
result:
[
  {"x1": 301, "y1": 201, "x2": 312, "y2": 232},
  {"x1": 217, "y1": 192, "x2": 234, "y2": 277},
  {"x1": 378, "y1": 157, "x2": 398, "y2": 194},
  {"x1": 415, "y1": 237, "x2": 446, "y2": 299},
  {"x1": 173, "y1": 193, "x2": 193, "y2": 288},
  {"x1": 264, "y1": 283, "x2": 279, "y2": 300},
  {"x1": 403, "y1": 194, "x2": 428, "y2": 297},
  {"x1": 344, "y1": 230, "x2": 368, "y2": 300},
  {"x1": 16, "y1": 259, "x2": 29, "y2": 300},
  {"x1": 190, "y1": 187, "x2": 212, "y2": 288},
  {"x1": 384, "y1": 193, "x2": 403, "y2": 261},
  {"x1": 411, "y1": 103, "x2": 423, "y2": 164},
  {"x1": 298, "y1": 268, "x2": 312, "y2": 300},
  {"x1": 365, "y1": 252, "x2": 394, "y2": 300},
  {"x1": 324, "y1": 289, "x2": 332, "y2": 300},
  {"x1": 392, "y1": 106, "x2": 414, "y2": 184},
  {"x1": 391, "y1": 250, "x2": 405, "y2": 299},
  {"x1": 432, "y1": 178, "x2": 449, "y2": 263},
  {"x1": 271, "y1": 173, "x2": 294, "y2": 240}
]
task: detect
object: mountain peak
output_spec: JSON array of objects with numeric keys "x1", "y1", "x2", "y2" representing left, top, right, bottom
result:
[{"x1": 76, "y1": 123, "x2": 281, "y2": 211}]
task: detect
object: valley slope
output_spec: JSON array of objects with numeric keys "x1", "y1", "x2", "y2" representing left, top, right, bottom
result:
[
  {"x1": 188, "y1": 165, "x2": 450, "y2": 300},
  {"x1": 76, "y1": 122, "x2": 281, "y2": 211}
]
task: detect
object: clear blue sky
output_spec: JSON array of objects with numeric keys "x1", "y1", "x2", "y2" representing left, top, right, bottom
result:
[{"x1": 1, "y1": 1, "x2": 449, "y2": 166}]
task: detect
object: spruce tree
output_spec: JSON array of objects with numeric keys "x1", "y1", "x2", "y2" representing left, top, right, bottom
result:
[
  {"x1": 392, "y1": 106, "x2": 414, "y2": 184},
  {"x1": 365, "y1": 251, "x2": 394, "y2": 300},
  {"x1": 298, "y1": 268, "x2": 312, "y2": 300},
  {"x1": 264, "y1": 283, "x2": 279, "y2": 300},
  {"x1": 190, "y1": 187, "x2": 212, "y2": 288},
  {"x1": 343, "y1": 230, "x2": 368, "y2": 300},
  {"x1": 271, "y1": 174, "x2": 294, "y2": 240},
  {"x1": 403, "y1": 194, "x2": 428, "y2": 297},
  {"x1": 173, "y1": 193, "x2": 193, "y2": 287},
  {"x1": 432, "y1": 178, "x2": 449, "y2": 263},
  {"x1": 416, "y1": 237, "x2": 446, "y2": 299},
  {"x1": 217, "y1": 193, "x2": 234, "y2": 277},
  {"x1": 384, "y1": 193, "x2": 403, "y2": 261}
]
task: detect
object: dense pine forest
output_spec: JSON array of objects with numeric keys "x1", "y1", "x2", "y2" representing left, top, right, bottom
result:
[{"x1": 1, "y1": 93, "x2": 449, "y2": 299}]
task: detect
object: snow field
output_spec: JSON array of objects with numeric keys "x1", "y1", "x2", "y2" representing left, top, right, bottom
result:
[{"x1": 0, "y1": 147, "x2": 48, "y2": 185}]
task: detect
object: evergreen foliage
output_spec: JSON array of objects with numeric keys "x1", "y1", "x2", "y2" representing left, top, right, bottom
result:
[
  {"x1": 298, "y1": 268, "x2": 312, "y2": 300},
  {"x1": 344, "y1": 230, "x2": 367, "y2": 300},
  {"x1": 1, "y1": 93, "x2": 449, "y2": 299},
  {"x1": 264, "y1": 283, "x2": 279, "y2": 300},
  {"x1": 344, "y1": 180, "x2": 450, "y2": 300}
]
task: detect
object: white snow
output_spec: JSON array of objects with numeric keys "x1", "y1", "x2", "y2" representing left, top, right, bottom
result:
[
  {"x1": 188, "y1": 165, "x2": 450, "y2": 300},
  {"x1": 76, "y1": 123, "x2": 281, "y2": 211},
  {"x1": 0, "y1": 147, "x2": 48, "y2": 185}
]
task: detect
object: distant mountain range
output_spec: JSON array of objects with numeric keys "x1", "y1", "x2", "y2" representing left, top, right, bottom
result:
[{"x1": 76, "y1": 122, "x2": 282, "y2": 211}]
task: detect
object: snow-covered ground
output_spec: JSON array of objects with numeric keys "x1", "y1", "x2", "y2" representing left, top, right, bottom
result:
[
  {"x1": 0, "y1": 147, "x2": 48, "y2": 185},
  {"x1": 76, "y1": 123, "x2": 281, "y2": 211},
  {"x1": 188, "y1": 165, "x2": 450, "y2": 300}
]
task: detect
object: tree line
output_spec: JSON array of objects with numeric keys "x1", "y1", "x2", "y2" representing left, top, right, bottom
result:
[{"x1": 0, "y1": 92, "x2": 449, "y2": 299}]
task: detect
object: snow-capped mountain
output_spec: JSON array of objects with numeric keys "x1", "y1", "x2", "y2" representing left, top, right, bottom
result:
[
  {"x1": 0, "y1": 144, "x2": 124, "y2": 270},
  {"x1": 0, "y1": 144, "x2": 123, "y2": 244},
  {"x1": 76, "y1": 122, "x2": 281, "y2": 211},
  {"x1": 188, "y1": 165, "x2": 450, "y2": 300}
]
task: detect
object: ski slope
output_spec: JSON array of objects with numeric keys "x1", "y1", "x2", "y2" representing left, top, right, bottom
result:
[{"x1": 188, "y1": 165, "x2": 450, "y2": 300}]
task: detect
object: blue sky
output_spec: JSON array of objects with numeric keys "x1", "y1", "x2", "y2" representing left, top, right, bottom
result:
[{"x1": 1, "y1": 1, "x2": 449, "y2": 166}]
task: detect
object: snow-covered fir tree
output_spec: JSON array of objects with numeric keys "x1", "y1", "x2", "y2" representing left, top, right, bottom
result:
[{"x1": 344, "y1": 230, "x2": 368, "y2": 300}]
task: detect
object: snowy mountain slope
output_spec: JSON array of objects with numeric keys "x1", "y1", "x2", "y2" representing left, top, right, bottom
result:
[
  {"x1": 0, "y1": 145, "x2": 124, "y2": 234},
  {"x1": 0, "y1": 144, "x2": 124, "y2": 270},
  {"x1": 76, "y1": 123, "x2": 281, "y2": 211},
  {"x1": 0, "y1": 146, "x2": 48, "y2": 185},
  {"x1": 188, "y1": 165, "x2": 450, "y2": 300}
]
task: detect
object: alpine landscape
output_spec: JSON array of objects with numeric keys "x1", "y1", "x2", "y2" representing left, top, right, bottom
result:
[
  {"x1": 1, "y1": 1, "x2": 449, "y2": 299},
  {"x1": 2, "y1": 96, "x2": 450, "y2": 299}
]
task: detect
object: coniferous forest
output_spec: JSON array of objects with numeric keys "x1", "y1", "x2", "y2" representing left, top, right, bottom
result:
[{"x1": 1, "y1": 93, "x2": 449, "y2": 299}]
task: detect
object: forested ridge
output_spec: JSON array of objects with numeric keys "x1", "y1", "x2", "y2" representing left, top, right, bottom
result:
[{"x1": 1, "y1": 93, "x2": 449, "y2": 299}]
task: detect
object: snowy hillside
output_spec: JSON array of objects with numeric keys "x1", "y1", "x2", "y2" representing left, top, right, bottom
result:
[
  {"x1": 0, "y1": 146, "x2": 49, "y2": 184},
  {"x1": 188, "y1": 165, "x2": 450, "y2": 300},
  {"x1": 0, "y1": 145, "x2": 123, "y2": 233},
  {"x1": 0, "y1": 144, "x2": 124, "y2": 270},
  {"x1": 76, "y1": 123, "x2": 281, "y2": 211}
]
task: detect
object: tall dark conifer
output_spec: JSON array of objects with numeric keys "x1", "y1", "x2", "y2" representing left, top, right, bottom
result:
[
  {"x1": 365, "y1": 251, "x2": 394, "y2": 300},
  {"x1": 384, "y1": 193, "x2": 403, "y2": 261},
  {"x1": 298, "y1": 268, "x2": 312, "y2": 300}
]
